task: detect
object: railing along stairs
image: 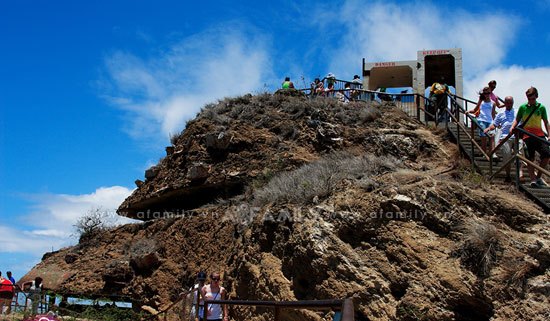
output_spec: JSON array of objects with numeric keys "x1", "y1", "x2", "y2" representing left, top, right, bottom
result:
[
  {"x1": 138, "y1": 286, "x2": 354, "y2": 321},
  {"x1": 445, "y1": 93, "x2": 550, "y2": 211}
]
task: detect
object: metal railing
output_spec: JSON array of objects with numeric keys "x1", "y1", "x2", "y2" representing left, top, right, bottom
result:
[
  {"x1": 202, "y1": 298, "x2": 354, "y2": 321},
  {"x1": 0, "y1": 288, "x2": 137, "y2": 320},
  {"x1": 308, "y1": 88, "x2": 436, "y2": 124},
  {"x1": 446, "y1": 94, "x2": 550, "y2": 210},
  {"x1": 146, "y1": 287, "x2": 354, "y2": 321},
  {"x1": 447, "y1": 94, "x2": 491, "y2": 169},
  {"x1": 313, "y1": 84, "x2": 550, "y2": 196}
]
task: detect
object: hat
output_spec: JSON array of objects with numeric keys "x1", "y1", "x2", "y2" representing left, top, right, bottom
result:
[
  {"x1": 353, "y1": 75, "x2": 360, "y2": 79},
  {"x1": 197, "y1": 271, "x2": 207, "y2": 281}
]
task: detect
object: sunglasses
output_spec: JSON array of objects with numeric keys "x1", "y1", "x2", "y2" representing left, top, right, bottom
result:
[
  {"x1": 527, "y1": 94, "x2": 536, "y2": 98},
  {"x1": 211, "y1": 278, "x2": 220, "y2": 281}
]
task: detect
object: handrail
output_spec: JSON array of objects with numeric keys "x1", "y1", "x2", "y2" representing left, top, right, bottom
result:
[
  {"x1": 298, "y1": 87, "x2": 437, "y2": 123},
  {"x1": 487, "y1": 131, "x2": 514, "y2": 176},
  {"x1": 140, "y1": 289, "x2": 190, "y2": 321},
  {"x1": 516, "y1": 126, "x2": 550, "y2": 145},
  {"x1": 517, "y1": 154, "x2": 550, "y2": 179},
  {"x1": 448, "y1": 95, "x2": 491, "y2": 161},
  {"x1": 202, "y1": 298, "x2": 354, "y2": 321},
  {"x1": 447, "y1": 107, "x2": 490, "y2": 161},
  {"x1": 450, "y1": 92, "x2": 550, "y2": 193}
]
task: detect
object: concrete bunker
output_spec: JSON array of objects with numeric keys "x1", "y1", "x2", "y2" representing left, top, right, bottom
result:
[{"x1": 363, "y1": 48, "x2": 463, "y2": 97}]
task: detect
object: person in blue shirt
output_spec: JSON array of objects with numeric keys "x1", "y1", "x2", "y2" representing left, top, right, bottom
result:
[
  {"x1": 483, "y1": 96, "x2": 516, "y2": 182},
  {"x1": 6, "y1": 272, "x2": 15, "y2": 286}
]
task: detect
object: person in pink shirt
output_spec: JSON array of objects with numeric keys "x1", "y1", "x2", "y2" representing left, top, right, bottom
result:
[{"x1": 487, "y1": 80, "x2": 504, "y2": 108}]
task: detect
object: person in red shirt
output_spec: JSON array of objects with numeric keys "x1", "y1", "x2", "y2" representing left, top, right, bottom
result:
[{"x1": 0, "y1": 272, "x2": 14, "y2": 315}]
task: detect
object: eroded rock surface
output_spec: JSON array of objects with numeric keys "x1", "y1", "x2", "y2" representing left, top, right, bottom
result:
[{"x1": 22, "y1": 95, "x2": 550, "y2": 320}]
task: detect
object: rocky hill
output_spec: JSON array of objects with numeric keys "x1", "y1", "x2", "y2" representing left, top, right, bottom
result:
[{"x1": 23, "y1": 92, "x2": 550, "y2": 321}]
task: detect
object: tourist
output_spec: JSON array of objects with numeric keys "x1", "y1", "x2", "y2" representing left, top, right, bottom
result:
[
  {"x1": 483, "y1": 96, "x2": 516, "y2": 182},
  {"x1": 324, "y1": 82, "x2": 335, "y2": 97},
  {"x1": 335, "y1": 83, "x2": 351, "y2": 103},
  {"x1": 201, "y1": 272, "x2": 228, "y2": 321},
  {"x1": 326, "y1": 73, "x2": 336, "y2": 89},
  {"x1": 281, "y1": 77, "x2": 294, "y2": 89},
  {"x1": 487, "y1": 80, "x2": 504, "y2": 108},
  {"x1": 311, "y1": 78, "x2": 324, "y2": 96},
  {"x1": 510, "y1": 87, "x2": 550, "y2": 188},
  {"x1": 187, "y1": 271, "x2": 207, "y2": 321},
  {"x1": 468, "y1": 87, "x2": 497, "y2": 155},
  {"x1": 5, "y1": 271, "x2": 15, "y2": 314},
  {"x1": 377, "y1": 87, "x2": 393, "y2": 102},
  {"x1": 0, "y1": 273, "x2": 14, "y2": 315},
  {"x1": 6, "y1": 272, "x2": 15, "y2": 286},
  {"x1": 429, "y1": 80, "x2": 450, "y2": 123},
  {"x1": 23, "y1": 277, "x2": 43, "y2": 315}
]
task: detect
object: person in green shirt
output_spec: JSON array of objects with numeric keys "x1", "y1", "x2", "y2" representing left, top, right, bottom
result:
[
  {"x1": 510, "y1": 87, "x2": 550, "y2": 187},
  {"x1": 281, "y1": 77, "x2": 294, "y2": 89}
]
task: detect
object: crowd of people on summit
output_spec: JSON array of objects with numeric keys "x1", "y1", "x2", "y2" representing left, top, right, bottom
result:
[{"x1": 281, "y1": 73, "x2": 363, "y2": 103}]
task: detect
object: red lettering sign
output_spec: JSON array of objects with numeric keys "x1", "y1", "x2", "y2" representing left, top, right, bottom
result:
[
  {"x1": 374, "y1": 62, "x2": 396, "y2": 67},
  {"x1": 422, "y1": 50, "x2": 451, "y2": 56}
]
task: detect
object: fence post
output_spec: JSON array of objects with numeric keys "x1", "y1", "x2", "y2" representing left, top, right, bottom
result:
[
  {"x1": 515, "y1": 134, "x2": 521, "y2": 189},
  {"x1": 274, "y1": 306, "x2": 280, "y2": 321},
  {"x1": 416, "y1": 95, "x2": 420, "y2": 122},
  {"x1": 470, "y1": 122, "x2": 475, "y2": 171},
  {"x1": 455, "y1": 101, "x2": 460, "y2": 152},
  {"x1": 341, "y1": 298, "x2": 355, "y2": 321}
]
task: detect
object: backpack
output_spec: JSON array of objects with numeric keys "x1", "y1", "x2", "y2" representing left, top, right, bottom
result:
[
  {"x1": 0, "y1": 278, "x2": 13, "y2": 294},
  {"x1": 432, "y1": 83, "x2": 447, "y2": 95}
]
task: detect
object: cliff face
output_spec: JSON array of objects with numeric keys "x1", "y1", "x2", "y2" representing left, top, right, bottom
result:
[{"x1": 23, "y1": 93, "x2": 550, "y2": 321}]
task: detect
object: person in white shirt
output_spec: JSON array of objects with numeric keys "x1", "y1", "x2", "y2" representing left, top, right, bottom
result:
[{"x1": 201, "y1": 272, "x2": 228, "y2": 321}]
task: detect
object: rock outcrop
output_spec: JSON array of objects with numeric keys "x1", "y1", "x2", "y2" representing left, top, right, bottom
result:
[{"x1": 22, "y1": 94, "x2": 550, "y2": 321}]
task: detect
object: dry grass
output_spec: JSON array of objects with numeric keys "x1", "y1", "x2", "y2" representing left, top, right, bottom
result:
[
  {"x1": 501, "y1": 257, "x2": 537, "y2": 289},
  {"x1": 253, "y1": 151, "x2": 399, "y2": 206},
  {"x1": 169, "y1": 93, "x2": 383, "y2": 145},
  {"x1": 74, "y1": 207, "x2": 114, "y2": 244},
  {"x1": 457, "y1": 218, "x2": 502, "y2": 277},
  {"x1": 359, "y1": 107, "x2": 382, "y2": 123}
]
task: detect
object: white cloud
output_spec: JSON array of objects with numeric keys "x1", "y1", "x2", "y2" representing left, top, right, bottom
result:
[
  {"x1": 103, "y1": 25, "x2": 274, "y2": 143},
  {"x1": 0, "y1": 186, "x2": 136, "y2": 257},
  {"x1": 321, "y1": 1, "x2": 519, "y2": 79}
]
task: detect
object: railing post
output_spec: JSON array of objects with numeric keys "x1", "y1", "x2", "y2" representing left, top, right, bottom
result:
[
  {"x1": 416, "y1": 95, "x2": 420, "y2": 122},
  {"x1": 274, "y1": 306, "x2": 280, "y2": 321},
  {"x1": 455, "y1": 101, "x2": 460, "y2": 152},
  {"x1": 515, "y1": 134, "x2": 521, "y2": 189},
  {"x1": 489, "y1": 149, "x2": 493, "y2": 176},
  {"x1": 470, "y1": 123, "x2": 475, "y2": 171},
  {"x1": 341, "y1": 298, "x2": 355, "y2": 321}
]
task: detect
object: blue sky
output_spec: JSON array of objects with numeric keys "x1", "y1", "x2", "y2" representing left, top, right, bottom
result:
[{"x1": 1, "y1": 0, "x2": 550, "y2": 281}]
